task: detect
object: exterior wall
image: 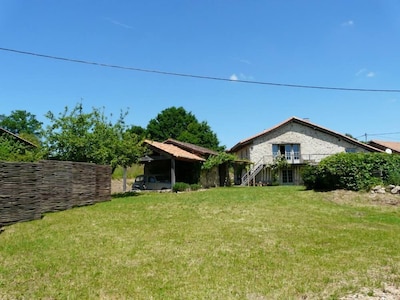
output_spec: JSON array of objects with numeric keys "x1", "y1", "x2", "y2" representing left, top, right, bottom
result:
[
  {"x1": 200, "y1": 167, "x2": 220, "y2": 188},
  {"x1": 232, "y1": 121, "x2": 374, "y2": 186},
  {"x1": 246, "y1": 122, "x2": 369, "y2": 165}
]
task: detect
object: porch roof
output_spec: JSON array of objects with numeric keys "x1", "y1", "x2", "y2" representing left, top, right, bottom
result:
[
  {"x1": 369, "y1": 140, "x2": 400, "y2": 154},
  {"x1": 164, "y1": 138, "x2": 218, "y2": 157},
  {"x1": 144, "y1": 140, "x2": 206, "y2": 162}
]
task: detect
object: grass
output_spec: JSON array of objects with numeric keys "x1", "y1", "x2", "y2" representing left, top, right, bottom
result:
[
  {"x1": 111, "y1": 164, "x2": 143, "y2": 180},
  {"x1": 1, "y1": 186, "x2": 400, "y2": 299}
]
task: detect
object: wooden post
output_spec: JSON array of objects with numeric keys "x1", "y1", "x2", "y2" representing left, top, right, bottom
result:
[
  {"x1": 171, "y1": 158, "x2": 176, "y2": 187},
  {"x1": 123, "y1": 167, "x2": 127, "y2": 192}
]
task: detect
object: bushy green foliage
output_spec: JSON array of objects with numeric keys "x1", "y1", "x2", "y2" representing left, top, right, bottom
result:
[
  {"x1": 0, "y1": 110, "x2": 42, "y2": 137},
  {"x1": 269, "y1": 155, "x2": 289, "y2": 184},
  {"x1": 0, "y1": 135, "x2": 43, "y2": 162},
  {"x1": 201, "y1": 152, "x2": 236, "y2": 170},
  {"x1": 302, "y1": 152, "x2": 400, "y2": 191},
  {"x1": 146, "y1": 106, "x2": 222, "y2": 151},
  {"x1": 112, "y1": 164, "x2": 144, "y2": 180},
  {"x1": 172, "y1": 182, "x2": 190, "y2": 192},
  {"x1": 189, "y1": 183, "x2": 202, "y2": 191},
  {"x1": 387, "y1": 171, "x2": 400, "y2": 186},
  {"x1": 301, "y1": 165, "x2": 319, "y2": 190},
  {"x1": 43, "y1": 103, "x2": 144, "y2": 171}
]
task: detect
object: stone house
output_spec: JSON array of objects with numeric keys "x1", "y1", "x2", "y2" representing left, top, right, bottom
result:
[{"x1": 228, "y1": 117, "x2": 382, "y2": 185}]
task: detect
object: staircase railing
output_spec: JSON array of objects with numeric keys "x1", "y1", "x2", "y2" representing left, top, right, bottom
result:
[{"x1": 241, "y1": 158, "x2": 265, "y2": 186}]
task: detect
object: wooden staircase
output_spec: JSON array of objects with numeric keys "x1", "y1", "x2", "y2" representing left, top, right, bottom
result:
[{"x1": 241, "y1": 160, "x2": 264, "y2": 186}]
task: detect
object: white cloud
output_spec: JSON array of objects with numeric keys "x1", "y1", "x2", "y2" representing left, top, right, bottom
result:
[
  {"x1": 229, "y1": 73, "x2": 254, "y2": 81},
  {"x1": 342, "y1": 20, "x2": 354, "y2": 27},
  {"x1": 356, "y1": 68, "x2": 375, "y2": 78},
  {"x1": 230, "y1": 74, "x2": 238, "y2": 81}
]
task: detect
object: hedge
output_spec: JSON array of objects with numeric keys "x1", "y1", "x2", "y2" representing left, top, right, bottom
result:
[{"x1": 301, "y1": 152, "x2": 400, "y2": 191}]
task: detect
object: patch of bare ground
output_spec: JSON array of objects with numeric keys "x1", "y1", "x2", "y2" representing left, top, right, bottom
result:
[
  {"x1": 111, "y1": 179, "x2": 135, "y2": 194},
  {"x1": 324, "y1": 189, "x2": 400, "y2": 207},
  {"x1": 339, "y1": 285, "x2": 400, "y2": 299}
]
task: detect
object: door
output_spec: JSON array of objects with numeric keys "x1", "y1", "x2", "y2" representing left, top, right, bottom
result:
[{"x1": 282, "y1": 169, "x2": 293, "y2": 184}]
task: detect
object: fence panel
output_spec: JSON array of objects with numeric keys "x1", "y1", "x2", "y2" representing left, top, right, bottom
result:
[
  {"x1": 0, "y1": 160, "x2": 111, "y2": 228},
  {"x1": 0, "y1": 162, "x2": 42, "y2": 226}
]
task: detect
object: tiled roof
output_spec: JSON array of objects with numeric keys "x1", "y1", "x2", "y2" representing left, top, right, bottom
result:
[
  {"x1": 164, "y1": 138, "x2": 218, "y2": 156},
  {"x1": 369, "y1": 140, "x2": 400, "y2": 154},
  {"x1": 228, "y1": 116, "x2": 382, "y2": 153},
  {"x1": 144, "y1": 140, "x2": 205, "y2": 162}
]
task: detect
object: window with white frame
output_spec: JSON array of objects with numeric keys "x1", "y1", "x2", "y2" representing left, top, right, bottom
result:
[{"x1": 272, "y1": 144, "x2": 301, "y2": 162}]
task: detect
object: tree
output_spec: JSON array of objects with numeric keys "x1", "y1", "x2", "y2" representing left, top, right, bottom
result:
[
  {"x1": 0, "y1": 135, "x2": 43, "y2": 162},
  {"x1": 0, "y1": 110, "x2": 43, "y2": 146},
  {"x1": 43, "y1": 103, "x2": 144, "y2": 171},
  {"x1": 0, "y1": 110, "x2": 43, "y2": 137},
  {"x1": 146, "y1": 106, "x2": 221, "y2": 150},
  {"x1": 127, "y1": 125, "x2": 147, "y2": 139}
]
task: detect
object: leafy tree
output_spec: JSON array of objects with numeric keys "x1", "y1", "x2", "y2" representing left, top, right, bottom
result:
[
  {"x1": 127, "y1": 125, "x2": 147, "y2": 139},
  {"x1": 43, "y1": 103, "x2": 144, "y2": 171},
  {"x1": 0, "y1": 135, "x2": 42, "y2": 162},
  {"x1": 146, "y1": 106, "x2": 221, "y2": 150},
  {"x1": 0, "y1": 110, "x2": 43, "y2": 137},
  {"x1": 0, "y1": 110, "x2": 43, "y2": 146}
]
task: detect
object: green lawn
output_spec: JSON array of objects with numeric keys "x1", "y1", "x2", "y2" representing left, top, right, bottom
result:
[{"x1": 1, "y1": 186, "x2": 400, "y2": 299}]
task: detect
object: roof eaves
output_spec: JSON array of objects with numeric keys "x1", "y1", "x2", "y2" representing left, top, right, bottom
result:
[
  {"x1": 144, "y1": 140, "x2": 205, "y2": 162},
  {"x1": 164, "y1": 138, "x2": 218, "y2": 156},
  {"x1": 228, "y1": 117, "x2": 298, "y2": 152},
  {"x1": 0, "y1": 127, "x2": 38, "y2": 148},
  {"x1": 369, "y1": 140, "x2": 400, "y2": 153}
]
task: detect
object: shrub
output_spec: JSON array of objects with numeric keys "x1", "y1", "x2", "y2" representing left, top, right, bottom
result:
[
  {"x1": 173, "y1": 182, "x2": 190, "y2": 192},
  {"x1": 190, "y1": 183, "x2": 202, "y2": 191},
  {"x1": 301, "y1": 165, "x2": 318, "y2": 190},
  {"x1": 302, "y1": 153, "x2": 400, "y2": 191},
  {"x1": 387, "y1": 171, "x2": 400, "y2": 186}
]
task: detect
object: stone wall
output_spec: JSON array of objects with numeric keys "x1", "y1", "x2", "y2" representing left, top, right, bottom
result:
[
  {"x1": 249, "y1": 122, "x2": 370, "y2": 164},
  {"x1": 0, "y1": 160, "x2": 111, "y2": 228},
  {"x1": 200, "y1": 167, "x2": 220, "y2": 188}
]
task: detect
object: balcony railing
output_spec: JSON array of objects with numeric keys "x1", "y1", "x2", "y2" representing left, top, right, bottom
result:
[{"x1": 259, "y1": 153, "x2": 334, "y2": 165}]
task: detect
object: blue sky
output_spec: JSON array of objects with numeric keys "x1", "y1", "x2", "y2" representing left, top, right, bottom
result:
[{"x1": 1, "y1": 0, "x2": 400, "y2": 148}]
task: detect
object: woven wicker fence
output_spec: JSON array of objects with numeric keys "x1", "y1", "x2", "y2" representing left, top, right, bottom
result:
[{"x1": 0, "y1": 160, "x2": 111, "y2": 227}]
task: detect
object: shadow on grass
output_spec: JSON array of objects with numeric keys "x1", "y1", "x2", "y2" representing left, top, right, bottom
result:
[{"x1": 111, "y1": 191, "x2": 143, "y2": 198}]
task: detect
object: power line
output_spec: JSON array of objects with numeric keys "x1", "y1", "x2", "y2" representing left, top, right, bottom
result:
[
  {"x1": 366, "y1": 132, "x2": 400, "y2": 137},
  {"x1": 356, "y1": 132, "x2": 400, "y2": 142},
  {"x1": 1, "y1": 46, "x2": 400, "y2": 93}
]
